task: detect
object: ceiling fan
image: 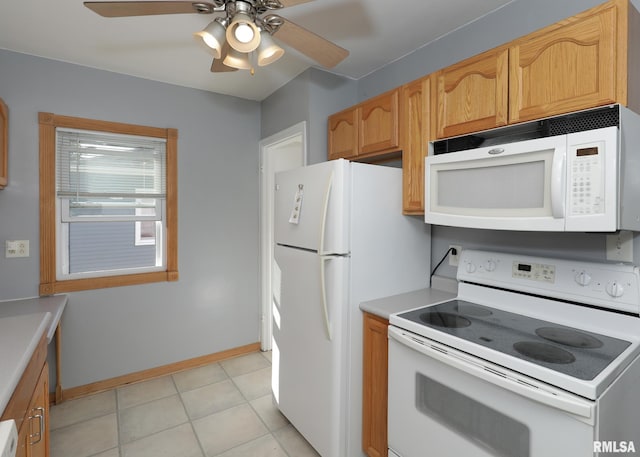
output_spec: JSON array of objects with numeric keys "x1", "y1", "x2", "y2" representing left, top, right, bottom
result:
[{"x1": 84, "y1": 0, "x2": 350, "y2": 74}]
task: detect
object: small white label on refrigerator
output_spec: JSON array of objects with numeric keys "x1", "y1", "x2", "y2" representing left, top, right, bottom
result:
[{"x1": 289, "y1": 184, "x2": 304, "y2": 224}]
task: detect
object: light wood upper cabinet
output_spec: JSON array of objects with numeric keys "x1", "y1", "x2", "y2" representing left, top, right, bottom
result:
[
  {"x1": 509, "y1": 0, "x2": 632, "y2": 123},
  {"x1": 359, "y1": 89, "x2": 400, "y2": 155},
  {"x1": 328, "y1": 107, "x2": 358, "y2": 160},
  {"x1": 328, "y1": 88, "x2": 400, "y2": 160},
  {"x1": 435, "y1": 47, "x2": 509, "y2": 139},
  {"x1": 435, "y1": 0, "x2": 639, "y2": 137},
  {"x1": 362, "y1": 312, "x2": 389, "y2": 457},
  {"x1": 0, "y1": 97, "x2": 7, "y2": 189},
  {"x1": 401, "y1": 76, "x2": 431, "y2": 215}
]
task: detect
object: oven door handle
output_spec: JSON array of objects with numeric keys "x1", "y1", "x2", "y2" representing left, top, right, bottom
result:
[{"x1": 389, "y1": 327, "x2": 594, "y2": 419}]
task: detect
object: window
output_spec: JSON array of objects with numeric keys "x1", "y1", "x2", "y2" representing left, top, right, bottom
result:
[{"x1": 39, "y1": 113, "x2": 178, "y2": 294}]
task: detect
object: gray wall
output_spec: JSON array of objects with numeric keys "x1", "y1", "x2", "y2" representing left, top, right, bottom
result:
[
  {"x1": 357, "y1": 0, "x2": 606, "y2": 99},
  {"x1": 0, "y1": 49, "x2": 261, "y2": 388},
  {"x1": 261, "y1": 68, "x2": 356, "y2": 164}
]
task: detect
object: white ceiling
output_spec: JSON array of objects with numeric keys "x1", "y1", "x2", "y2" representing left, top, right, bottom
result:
[{"x1": 0, "y1": 0, "x2": 515, "y2": 101}]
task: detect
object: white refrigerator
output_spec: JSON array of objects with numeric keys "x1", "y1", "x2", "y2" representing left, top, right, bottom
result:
[{"x1": 271, "y1": 159, "x2": 431, "y2": 457}]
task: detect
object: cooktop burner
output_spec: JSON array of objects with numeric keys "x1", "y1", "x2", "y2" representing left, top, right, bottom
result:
[
  {"x1": 420, "y1": 312, "x2": 471, "y2": 328},
  {"x1": 535, "y1": 326, "x2": 603, "y2": 349},
  {"x1": 397, "y1": 299, "x2": 631, "y2": 380},
  {"x1": 513, "y1": 341, "x2": 576, "y2": 364},
  {"x1": 452, "y1": 301, "x2": 493, "y2": 317}
]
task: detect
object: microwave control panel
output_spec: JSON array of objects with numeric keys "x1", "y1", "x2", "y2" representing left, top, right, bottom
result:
[{"x1": 568, "y1": 140, "x2": 605, "y2": 216}]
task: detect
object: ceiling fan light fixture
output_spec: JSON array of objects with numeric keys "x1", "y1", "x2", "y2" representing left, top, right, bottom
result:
[
  {"x1": 257, "y1": 31, "x2": 284, "y2": 66},
  {"x1": 223, "y1": 48, "x2": 253, "y2": 70},
  {"x1": 225, "y1": 1, "x2": 261, "y2": 53},
  {"x1": 195, "y1": 18, "x2": 227, "y2": 58},
  {"x1": 234, "y1": 21, "x2": 255, "y2": 43},
  {"x1": 226, "y1": 13, "x2": 261, "y2": 52}
]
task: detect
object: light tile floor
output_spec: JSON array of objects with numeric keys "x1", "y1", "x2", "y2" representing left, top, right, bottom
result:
[{"x1": 50, "y1": 351, "x2": 320, "y2": 457}]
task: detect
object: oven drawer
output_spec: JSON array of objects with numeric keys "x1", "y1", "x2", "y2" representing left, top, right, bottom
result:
[{"x1": 388, "y1": 327, "x2": 596, "y2": 457}]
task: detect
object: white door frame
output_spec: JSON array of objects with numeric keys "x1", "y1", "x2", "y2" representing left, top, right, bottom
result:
[{"x1": 259, "y1": 122, "x2": 307, "y2": 350}]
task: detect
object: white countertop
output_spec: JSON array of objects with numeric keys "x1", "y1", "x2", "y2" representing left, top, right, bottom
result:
[
  {"x1": 0, "y1": 295, "x2": 68, "y2": 415},
  {"x1": 0, "y1": 295, "x2": 67, "y2": 343},
  {"x1": 0, "y1": 312, "x2": 51, "y2": 415},
  {"x1": 359, "y1": 276, "x2": 458, "y2": 319}
]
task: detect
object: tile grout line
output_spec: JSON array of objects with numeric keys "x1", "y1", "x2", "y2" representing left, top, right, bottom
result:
[
  {"x1": 172, "y1": 367, "x2": 209, "y2": 457},
  {"x1": 255, "y1": 351, "x2": 294, "y2": 457},
  {"x1": 217, "y1": 355, "x2": 292, "y2": 457},
  {"x1": 115, "y1": 387, "x2": 122, "y2": 457}
]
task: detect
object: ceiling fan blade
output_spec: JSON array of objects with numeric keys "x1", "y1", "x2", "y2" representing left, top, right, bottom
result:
[
  {"x1": 272, "y1": 16, "x2": 348, "y2": 68},
  {"x1": 211, "y1": 43, "x2": 238, "y2": 72},
  {"x1": 84, "y1": 1, "x2": 216, "y2": 17},
  {"x1": 278, "y1": 0, "x2": 315, "y2": 7}
]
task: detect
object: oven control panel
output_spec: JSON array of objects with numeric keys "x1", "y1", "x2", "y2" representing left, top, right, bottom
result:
[
  {"x1": 512, "y1": 261, "x2": 556, "y2": 283},
  {"x1": 458, "y1": 249, "x2": 640, "y2": 314}
]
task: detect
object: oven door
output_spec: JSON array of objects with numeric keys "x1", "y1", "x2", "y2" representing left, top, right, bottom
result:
[
  {"x1": 388, "y1": 326, "x2": 596, "y2": 457},
  {"x1": 425, "y1": 134, "x2": 566, "y2": 231}
]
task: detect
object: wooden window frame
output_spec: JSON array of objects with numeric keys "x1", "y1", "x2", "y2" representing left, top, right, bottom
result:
[{"x1": 39, "y1": 112, "x2": 178, "y2": 295}]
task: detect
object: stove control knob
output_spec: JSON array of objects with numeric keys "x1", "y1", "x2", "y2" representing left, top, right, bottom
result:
[
  {"x1": 575, "y1": 271, "x2": 592, "y2": 286},
  {"x1": 465, "y1": 262, "x2": 477, "y2": 274},
  {"x1": 484, "y1": 260, "x2": 497, "y2": 272},
  {"x1": 606, "y1": 281, "x2": 625, "y2": 298}
]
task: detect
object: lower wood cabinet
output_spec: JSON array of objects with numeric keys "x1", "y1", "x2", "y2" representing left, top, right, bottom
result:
[
  {"x1": 362, "y1": 312, "x2": 389, "y2": 457},
  {"x1": 2, "y1": 336, "x2": 50, "y2": 457}
]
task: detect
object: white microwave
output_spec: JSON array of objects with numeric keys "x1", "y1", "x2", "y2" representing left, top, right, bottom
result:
[{"x1": 425, "y1": 105, "x2": 640, "y2": 232}]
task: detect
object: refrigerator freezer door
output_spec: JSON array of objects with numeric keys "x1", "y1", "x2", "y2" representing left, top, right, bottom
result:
[
  {"x1": 272, "y1": 244, "x2": 348, "y2": 457},
  {"x1": 274, "y1": 159, "x2": 349, "y2": 254}
]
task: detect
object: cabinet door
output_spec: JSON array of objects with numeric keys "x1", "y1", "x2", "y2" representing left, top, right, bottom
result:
[
  {"x1": 0, "y1": 97, "x2": 7, "y2": 189},
  {"x1": 359, "y1": 89, "x2": 399, "y2": 155},
  {"x1": 16, "y1": 424, "x2": 28, "y2": 457},
  {"x1": 401, "y1": 77, "x2": 431, "y2": 215},
  {"x1": 509, "y1": 1, "x2": 621, "y2": 124},
  {"x1": 26, "y1": 363, "x2": 49, "y2": 457},
  {"x1": 362, "y1": 312, "x2": 389, "y2": 457},
  {"x1": 435, "y1": 47, "x2": 508, "y2": 139},
  {"x1": 328, "y1": 107, "x2": 358, "y2": 160}
]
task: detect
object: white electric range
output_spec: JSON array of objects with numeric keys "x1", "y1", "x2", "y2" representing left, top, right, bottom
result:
[{"x1": 388, "y1": 249, "x2": 640, "y2": 457}]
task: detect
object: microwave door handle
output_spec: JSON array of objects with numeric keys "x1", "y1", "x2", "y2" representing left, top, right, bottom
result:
[{"x1": 551, "y1": 147, "x2": 566, "y2": 218}]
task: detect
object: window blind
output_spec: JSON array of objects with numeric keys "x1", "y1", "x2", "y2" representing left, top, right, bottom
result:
[{"x1": 56, "y1": 128, "x2": 166, "y2": 200}]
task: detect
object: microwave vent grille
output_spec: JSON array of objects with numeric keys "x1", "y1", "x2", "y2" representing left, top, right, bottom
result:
[
  {"x1": 433, "y1": 105, "x2": 621, "y2": 155},
  {"x1": 547, "y1": 106, "x2": 619, "y2": 135}
]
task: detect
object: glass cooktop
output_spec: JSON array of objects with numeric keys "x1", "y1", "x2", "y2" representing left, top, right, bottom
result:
[{"x1": 397, "y1": 299, "x2": 631, "y2": 380}]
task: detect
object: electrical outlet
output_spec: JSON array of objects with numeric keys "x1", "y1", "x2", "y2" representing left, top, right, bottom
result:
[
  {"x1": 5, "y1": 240, "x2": 29, "y2": 258},
  {"x1": 606, "y1": 231, "x2": 633, "y2": 263},
  {"x1": 449, "y1": 245, "x2": 462, "y2": 266}
]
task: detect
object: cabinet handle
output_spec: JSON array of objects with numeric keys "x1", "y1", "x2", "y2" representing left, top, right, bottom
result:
[{"x1": 29, "y1": 407, "x2": 45, "y2": 445}]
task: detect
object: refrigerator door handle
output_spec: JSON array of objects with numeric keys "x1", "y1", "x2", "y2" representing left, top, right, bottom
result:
[
  {"x1": 320, "y1": 255, "x2": 332, "y2": 341},
  {"x1": 318, "y1": 170, "x2": 334, "y2": 256}
]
